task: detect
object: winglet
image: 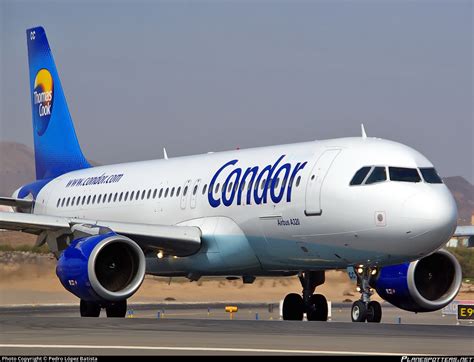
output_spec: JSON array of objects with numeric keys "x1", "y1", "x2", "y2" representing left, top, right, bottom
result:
[
  {"x1": 163, "y1": 147, "x2": 168, "y2": 160},
  {"x1": 361, "y1": 124, "x2": 367, "y2": 139}
]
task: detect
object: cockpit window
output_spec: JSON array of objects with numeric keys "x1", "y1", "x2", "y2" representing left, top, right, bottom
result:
[
  {"x1": 350, "y1": 166, "x2": 372, "y2": 185},
  {"x1": 365, "y1": 167, "x2": 387, "y2": 184},
  {"x1": 419, "y1": 168, "x2": 443, "y2": 184},
  {"x1": 389, "y1": 167, "x2": 421, "y2": 183}
]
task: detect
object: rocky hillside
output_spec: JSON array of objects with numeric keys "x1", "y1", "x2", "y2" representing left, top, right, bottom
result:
[{"x1": 0, "y1": 142, "x2": 35, "y2": 197}]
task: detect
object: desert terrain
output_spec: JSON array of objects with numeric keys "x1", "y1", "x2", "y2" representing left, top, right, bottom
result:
[{"x1": 1, "y1": 230, "x2": 472, "y2": 306}]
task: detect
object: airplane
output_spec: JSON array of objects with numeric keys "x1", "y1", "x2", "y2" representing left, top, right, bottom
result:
[{"x1": 0, "y1": 26, "x2": 472, "y2": 322}]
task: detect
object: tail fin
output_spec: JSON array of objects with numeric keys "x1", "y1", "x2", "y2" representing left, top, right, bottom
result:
[{"x1": 26, "y1": 26, "x2": 90, "y2": 180}]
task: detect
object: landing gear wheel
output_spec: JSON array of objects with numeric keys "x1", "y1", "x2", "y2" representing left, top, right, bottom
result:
[
  {"x1": 307, "y1": 294, "x2": 328, "y2": 321},
  {"x1": 282, "y1": 293, "x2": 304, "y2": 321},
  {"x1": 351, "y1": 300, "x2": 367, "y2": 322},
  {"x1": 106, "y1": 300, "x2": 127, "y2": 318},
  {"x1": 366, "y1": 301, "x2": 382, "y2": 323},
  {"x1": 80, "y1": 300, "x2": 101, "y2": 317}
]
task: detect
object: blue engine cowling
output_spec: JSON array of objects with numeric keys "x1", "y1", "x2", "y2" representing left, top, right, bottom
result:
[
  {"x1": 373, "y1": 249, "x2": 462, "y2": 312},
  {"x1": 56, "y1": 232, "x2": 146, "y2": 304}
]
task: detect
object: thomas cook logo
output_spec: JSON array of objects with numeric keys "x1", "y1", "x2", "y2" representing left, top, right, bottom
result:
[{"x1": 33, "y1": 68, "x2": 54, "y2": 136}]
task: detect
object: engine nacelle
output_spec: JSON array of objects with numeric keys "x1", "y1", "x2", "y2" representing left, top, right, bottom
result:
[
  {"x1": 56, "y1": 232, "x2": 145, "y2": 304},
  {"x1": 373, "y1": 249, "x2": 462, "y2": 312}
]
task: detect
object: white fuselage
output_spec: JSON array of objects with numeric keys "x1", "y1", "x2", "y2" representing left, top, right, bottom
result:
[{"x1": 32, "y1": 137, "x2": 457, "y2": 276}]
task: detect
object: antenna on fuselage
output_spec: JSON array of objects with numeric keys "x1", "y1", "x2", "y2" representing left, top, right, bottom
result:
[
  {"x1": 163, "y1": 147, "x2": 169, "y2": 160},
  {"x1": 361, "y1": 124, "x2": 367, "y2": 139}
]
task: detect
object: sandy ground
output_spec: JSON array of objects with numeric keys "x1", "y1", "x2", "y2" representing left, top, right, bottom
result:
[{"x1": 0, "y1": 231, "x2": 472, "y2": 305}]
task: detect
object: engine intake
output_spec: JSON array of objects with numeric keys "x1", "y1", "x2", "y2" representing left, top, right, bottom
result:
[
  {"x1": 373, "y1": 249, "x2": 462, "y2": 312},
  {"x1": 56, "y1": 232, "x2": 145, "y2": 303}
]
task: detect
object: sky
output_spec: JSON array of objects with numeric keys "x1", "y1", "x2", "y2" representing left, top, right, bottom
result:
[{"x1": 0, "y1": 0, "x2": 472, "y2": 182}]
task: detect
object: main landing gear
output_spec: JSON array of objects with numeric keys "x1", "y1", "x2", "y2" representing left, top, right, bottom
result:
[
  {"x1": 351, "y1": 266, "x2": 382, "y2": 323},
  {"x1": 80, "y1": 299, "x2": 127, "y2": 318},
  {"x1": 282, "y1": 271, "x2": 328, "y2": 321}
]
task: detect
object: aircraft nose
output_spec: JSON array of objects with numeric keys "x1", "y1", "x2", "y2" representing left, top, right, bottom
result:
[{"x1": 403, "y1": 187, "x2": 458, "y2": 250}]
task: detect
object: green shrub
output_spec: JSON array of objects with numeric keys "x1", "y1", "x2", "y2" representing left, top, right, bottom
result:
[
  {"x1": 0, "y1": 244, "x2": 50, "y2": 254},
  {"x1": 447, "y1": 247, "x2": 474, "y2": 279}
]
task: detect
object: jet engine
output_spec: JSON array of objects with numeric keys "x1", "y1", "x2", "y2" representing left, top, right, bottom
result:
[
  {"x1": 56, "y1": 232, "x2": 145, "y2": 304},
  {"x1": 373, "y1": 249, "x2": 462, "y2": 312}
]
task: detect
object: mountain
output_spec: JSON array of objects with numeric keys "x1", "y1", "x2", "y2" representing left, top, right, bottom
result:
[
  {"x1": 0, "y1": 142, "x2": 35, "y2": 197},
  {"x1": 443, "y1": 176, "x2": 474, "y2": 226},
  {"x1": 0, "y1": 141, "x2": 100, "y2": 197},
  {"x1": 0, "y1": 141, "x2": 473, "y2": 225}
]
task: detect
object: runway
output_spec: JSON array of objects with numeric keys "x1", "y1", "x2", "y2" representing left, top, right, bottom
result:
[{"x1": 1, "y1": 303, "x2": 473, "y2": 355}]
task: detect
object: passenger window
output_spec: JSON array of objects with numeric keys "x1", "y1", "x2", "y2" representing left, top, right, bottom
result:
[
  {"x1": 177, "y1": 187, "x2": 181, "y2": 196},
  {"x1": 261, "y1": 179, "x2": 266, "y2": 190},
  {"x1": 202, "y1": 184, "x2": 207, "y2": 195},
  {"x1": 159, "y1": 188, "x2": 163, "y2": 198},
  {"x1": 419, "y1": 168, "x2": 442, "y2": 184},
  {"x1": 66, "y1": 198, "x2": 70, "y2": 207},
  {"x1": 114, "y1": 193, "x2": 118, "y2": 202},
  {"x1": 97, "y1": 195, "x2": 101, "y2": 204},
  {"x1": 125, "y1": 192, "x2": 129, "y2": 201},
  {"x1": 141, "y1": 190, "x2": 146, "y2": 200},
  {"x1": 71, "y1": 197, "x2": 76, "y2": 206},
  {"x1": 389, "y1": 167, "x2": 421, "y2": 183},
  {"x1": 87, "y1": 195, "x2": 91, "y2": 205},
  {"x1": 147, "y1": 189, "x2": 151, "y2": 199},
  {"x1": 296, "y1": 176, "x2": 301, "y2": 187},
  {"x1": 57, "y1": 199, "x2": 61, "y2": 207},
  {"x1": 193, "y1": 185, "x2": 198, "y2": 195},
  {"x1": 119, "y1": 192, "x2": 123, "y2": 202},
  {"x1": 215, "y1": 183, "x2": 220, "y2": 193},
  {"x1": 365, "y1": 167, "x2": 387, "y2": 184},
  {"x1": 350, "y1": 166, "x2": 371, "y2": 186},
  {"x1": 171, "y1": 187, "x2": 175, "y2": 197},
  {"x1": 184, "y1": 186, "x2": 188, "y2": 196},
  {"x1": 288, "y1": 176, "x2": 295, "y2": 188},
  {"x1": 228, "y1": 182, "x2": 233, "y2": 193},
  {"x1": 153, "y1": 189, "x2": 157, "y2": 198},
  {"x1": 165, "y1": 188, "x2": 169, "y2": 197},
  {"x1": 136, "y1": 191, "x2": 140, "y2": 200},
  {"x1": 77, "y1": 197, "x2": 80, "y2": 206},
  {"x1": 108, "y1": 194, "x2": 113, "y2": 203},
  {"x1": 275, "y1": 178, "x2": 280, "y2": 188},
  {"x1": 130, "y1": 191, "x2": 134, "y2": 200}
]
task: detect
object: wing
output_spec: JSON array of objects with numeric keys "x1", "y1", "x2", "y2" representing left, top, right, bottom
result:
[{"x1": 0, "y1": 211, "x2": 201, "y2": 256}]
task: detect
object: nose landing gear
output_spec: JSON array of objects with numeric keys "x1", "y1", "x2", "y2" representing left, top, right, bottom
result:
[
  {"x1": 282, "y1": 271, "x2": 328, "y2": 321},
  {"x1": 351, "y1": 266, "x2": 382, "y2": 323}
]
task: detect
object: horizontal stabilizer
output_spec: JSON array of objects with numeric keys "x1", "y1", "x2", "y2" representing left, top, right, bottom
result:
[{"x1": 0, "y1": 197, "x2": 34, "y2": 211}]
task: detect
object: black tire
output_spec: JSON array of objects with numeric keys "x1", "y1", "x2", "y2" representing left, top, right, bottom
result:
[
  {"x1": 307, "y1": 294, "x2": 328, "y2": 321},
  {"x1": 366, "y1": 301, "x2": 382, "y2": 323},
  {"x1": 80, "y1": 300, "x2": 101, "y2": 317},
  {"x1": 106, "y1": 300, "x2": 127, "y2": 318},
  {"x1": 351, "y1": 300, "x2": 367, "y2": 322},
  {"x1": 282, "y1": 293, "x2": 304, "y2": 321}
]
